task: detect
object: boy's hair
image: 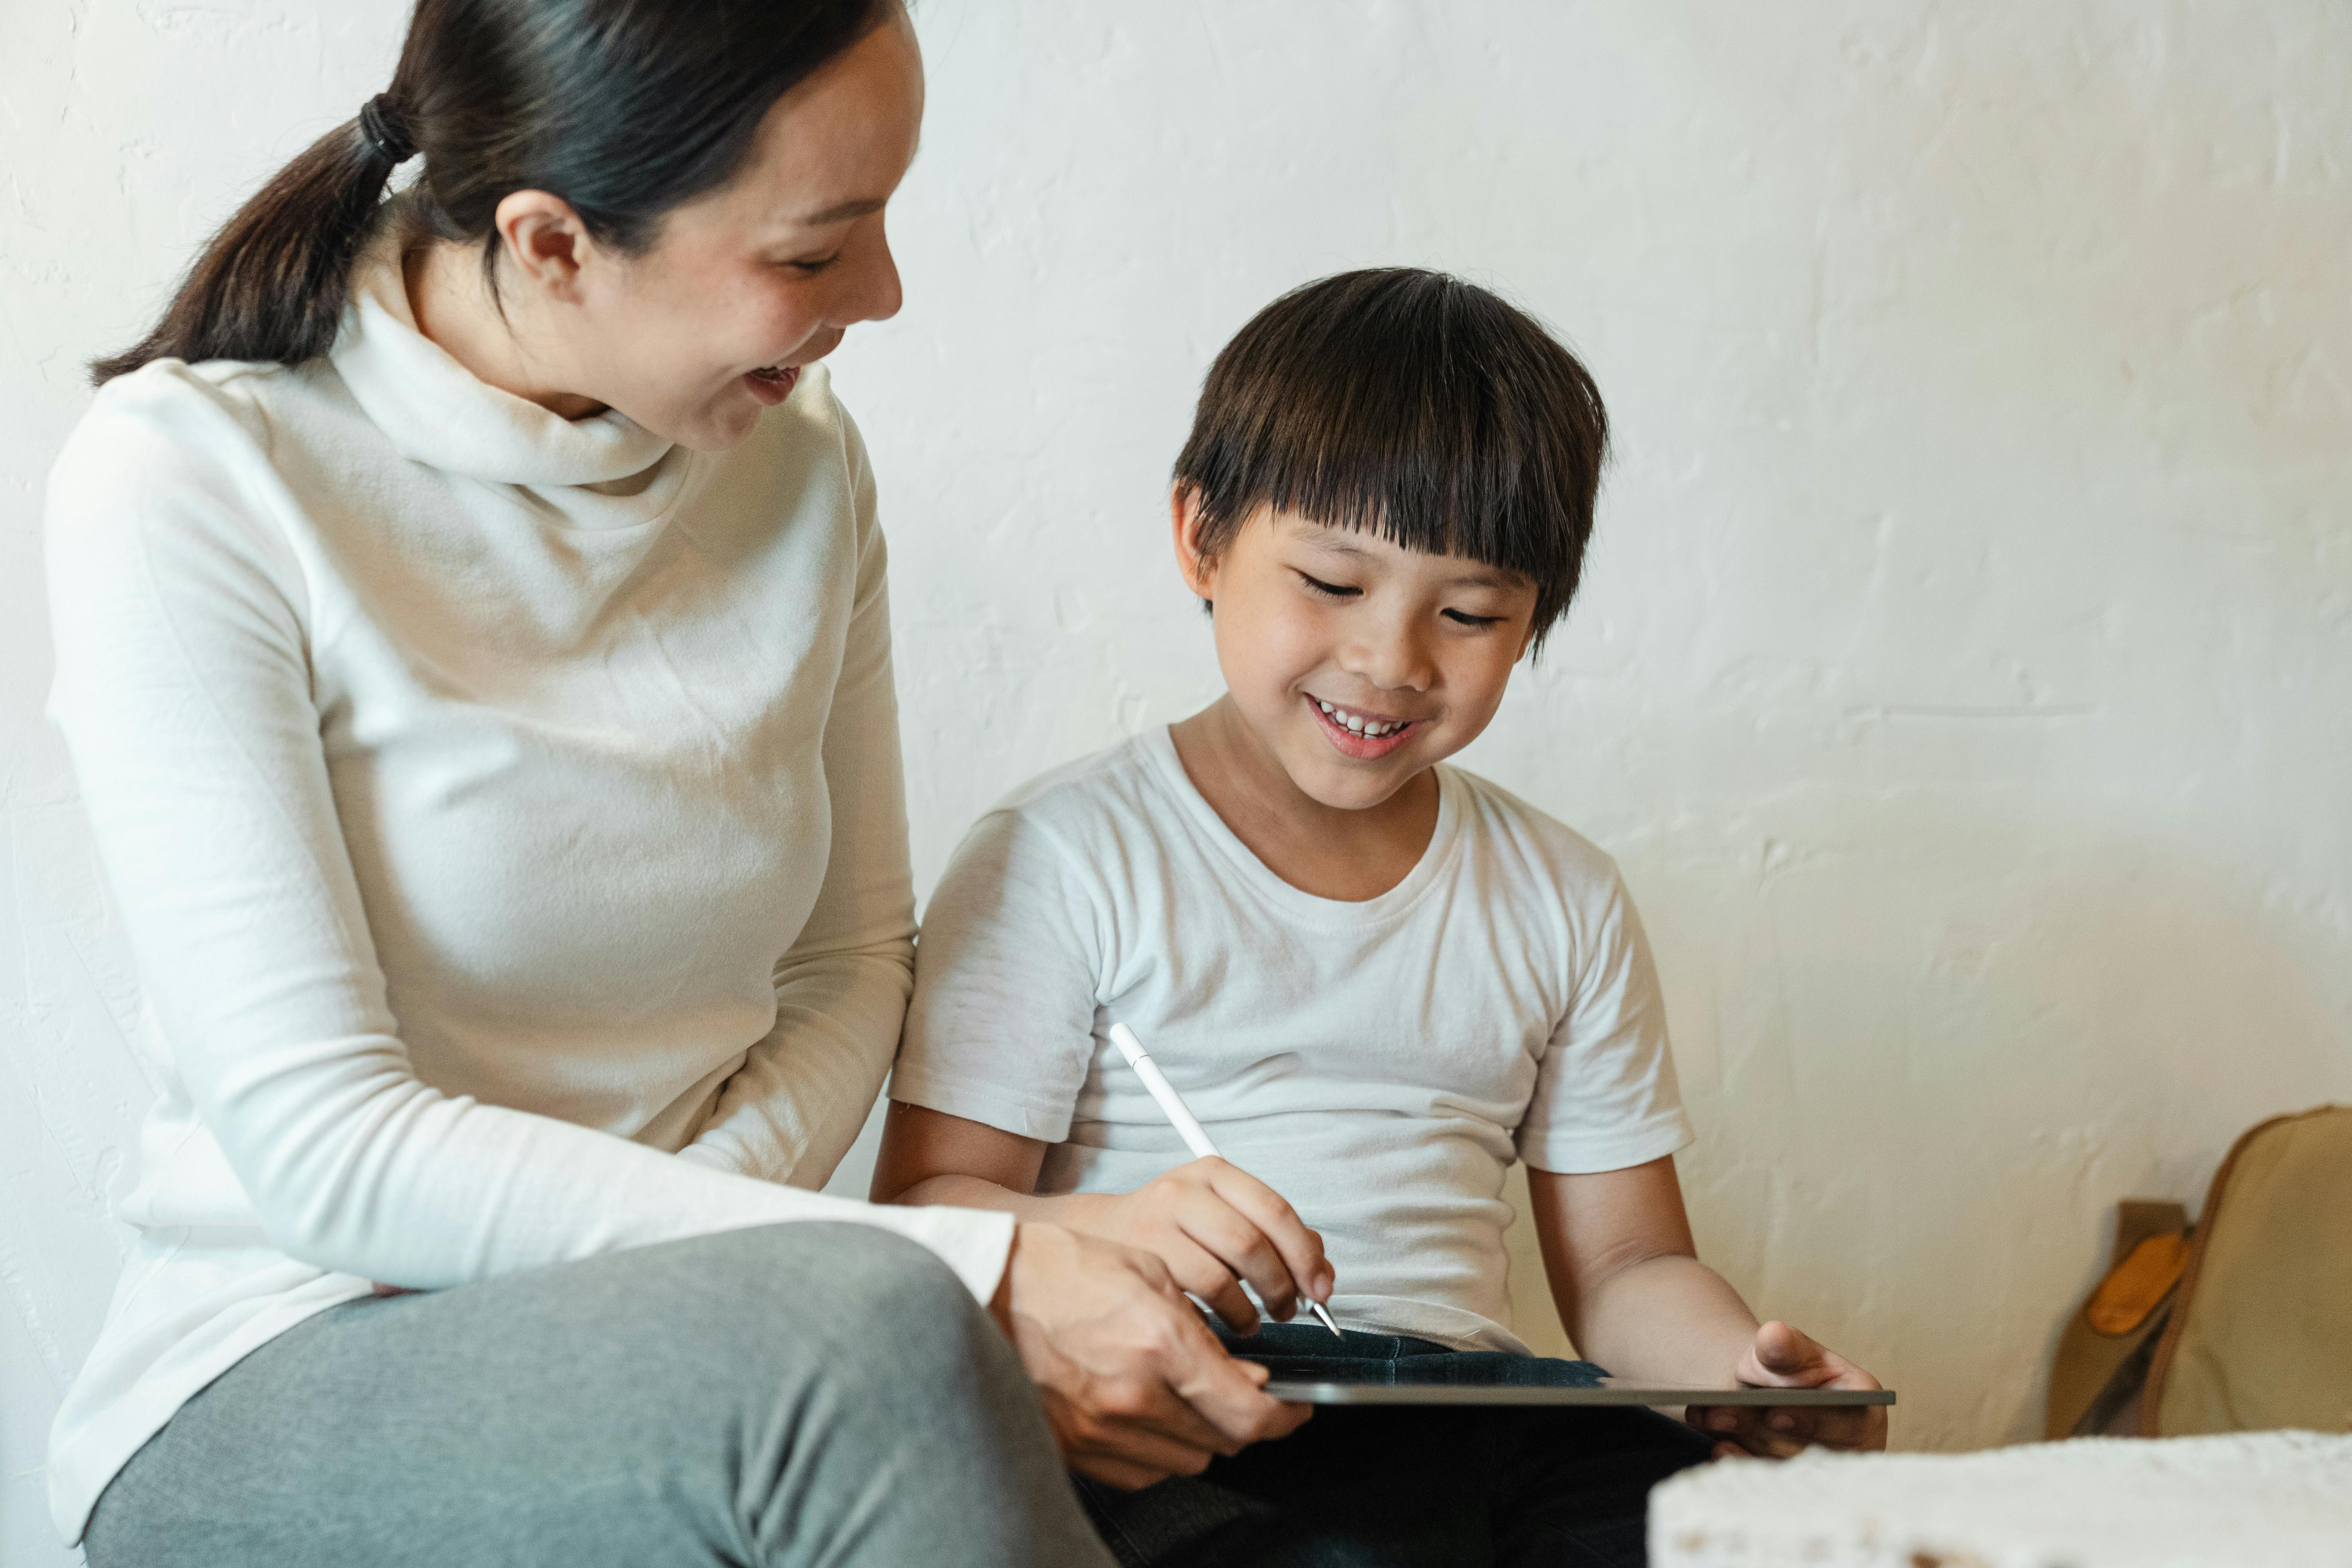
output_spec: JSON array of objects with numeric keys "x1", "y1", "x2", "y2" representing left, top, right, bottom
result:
[{"x1": 1173, "y1": 268, "x2": 1607, "y2": 645}]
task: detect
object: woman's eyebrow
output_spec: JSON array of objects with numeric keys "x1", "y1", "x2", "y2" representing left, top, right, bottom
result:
[{"x1": 790, "y1": 195, "x2": 887, "y2": 226}]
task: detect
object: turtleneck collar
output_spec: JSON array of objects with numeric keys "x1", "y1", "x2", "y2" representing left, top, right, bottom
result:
[{"x1": 329, "y1": 230, "x2": 675, "y2": 490}]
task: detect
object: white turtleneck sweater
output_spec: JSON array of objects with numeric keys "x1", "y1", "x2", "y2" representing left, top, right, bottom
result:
[{"x1": 40, "y1": 242, "x2": 1013, "y2": 1543}]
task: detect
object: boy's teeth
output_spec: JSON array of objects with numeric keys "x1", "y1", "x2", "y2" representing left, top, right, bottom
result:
[{"x1": 1316, "y1": 699, "x2": 1403, "y2": 738}]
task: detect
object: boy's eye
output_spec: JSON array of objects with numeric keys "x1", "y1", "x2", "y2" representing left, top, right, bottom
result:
[
  {"x1": 1296, "y1": 572, "x2": 1361, "y2": 600},
  {"x1": 1443, "y1": 609, "x2": 1505, "y2": 628},
  {"x1": 780, "y1": 253, "x2": 841, "y2": 275}
]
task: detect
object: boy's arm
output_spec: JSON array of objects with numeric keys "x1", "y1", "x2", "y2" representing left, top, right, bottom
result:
[
  {"x1": 874, "y1": 1101, "x2": 1334, "y2": 1334},
  {"x1": 1530, "y1": 1157, "x2": 1887, "y2": 1456},
  {"x1": 871, "y1": 1100, "x2": 1053, "y2": 1212}
]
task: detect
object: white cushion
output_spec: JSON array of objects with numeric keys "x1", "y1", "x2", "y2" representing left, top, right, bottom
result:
[{"x1": 1651, "y1": 1430, "x2": 2352, "y2": 1568}]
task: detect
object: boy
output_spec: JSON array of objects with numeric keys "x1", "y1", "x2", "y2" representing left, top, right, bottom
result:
[{"x1": 875, "y1": 270, "x2": 1883, "y2": 1566}]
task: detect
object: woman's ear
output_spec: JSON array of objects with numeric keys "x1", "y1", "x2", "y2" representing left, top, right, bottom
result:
[
  {"x1": 1169, "y1": 485, "x2": 1219, "y2": 603},
  {"x1": 492, "y1": 190, "x2": 596, "y2": 302}
]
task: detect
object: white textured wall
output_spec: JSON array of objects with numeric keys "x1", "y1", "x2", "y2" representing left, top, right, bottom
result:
[{"x1": 5, "y1": 2, "x2": 2350, "y2": 1561}]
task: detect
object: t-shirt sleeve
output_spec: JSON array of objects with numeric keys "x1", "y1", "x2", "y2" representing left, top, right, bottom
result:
[
  {"x1": 1515, "y1": 873, "x2": 1695, "y2": 1174},
  {"x1": 893, "y1": 806, "x2": 1105, "y2": 1143}
]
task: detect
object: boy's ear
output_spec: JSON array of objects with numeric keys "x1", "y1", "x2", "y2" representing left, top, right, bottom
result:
[{"x1": 1170, "y1": 485, "x2": 1218, "y2": 602}]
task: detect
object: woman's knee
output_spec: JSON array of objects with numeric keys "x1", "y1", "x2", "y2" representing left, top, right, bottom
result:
[
  {"x1": 699, "y1": 1221, "x2": 978, "y2": 1320},
  {"x1": 650, "y1": 1222, "x2": 1003, "y2": 1383}
]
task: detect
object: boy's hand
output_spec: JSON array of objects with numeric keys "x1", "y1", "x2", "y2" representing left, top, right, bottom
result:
[
  {"x1": 992, "y1": 1219, "x2": 1311, "y2": 1488},
  {"x1": 1685, "y1": 1320, "x2": 1888, "y2": 1459},
  {"x1": 1076, "y1": 1158, "x2": 1336, "y2": 1334}
]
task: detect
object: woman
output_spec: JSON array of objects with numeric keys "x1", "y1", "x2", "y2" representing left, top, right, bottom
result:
[{"x1": 45, "y1": 3, "x2": 1302, "y2": 1562}]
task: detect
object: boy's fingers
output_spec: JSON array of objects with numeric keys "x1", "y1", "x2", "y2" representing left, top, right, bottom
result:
[
  {"x1": 1693, "y1": 1394, "x2": 1884, "y2": 1457},
  {"x1": 1178, "y1": 1205, "x2": 1298, "y2": 1319},
  {"x1": 1740, "y1": 1323, "x2": 1851, "y2": 1391},
  {"x1": 1753, "y1": 1320, "x2": 1819, "y2": 1372},
  {"x1": 1207, "y1": 1167, "x2": 1334, "y2": 1303},
  {"x1": 1158, "y1": 1234, "x2": 1256, "y2": 1332},
  {"x1": 1694, "y1": 1406, "x2": 1805, "y2": 1459},
  {"x1": 1197, "y1": 1273, "x2": 1262, "y2": 1338}
]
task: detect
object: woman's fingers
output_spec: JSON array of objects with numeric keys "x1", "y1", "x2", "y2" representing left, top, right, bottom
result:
[
  {"x1": 998, "y1": 1221, "x2": 1308, "y2": 1480},
  {"x1": 1163, "y1": 1321, "x2": 1312, "y2": 1450},
  {"x1": 1045, "y1": 1384, "x2": 1227, "y2": 1477},
  {"x1": 1070, "y1": 1450, "x2": 1183, "y2": 1491}
]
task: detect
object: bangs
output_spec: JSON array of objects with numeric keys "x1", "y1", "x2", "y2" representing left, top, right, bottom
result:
[{"x1": 1173, "y1": 269, "x2": 1607, "y2": 641}]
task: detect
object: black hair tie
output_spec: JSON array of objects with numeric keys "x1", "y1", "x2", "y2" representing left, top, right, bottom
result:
[{"x1": 358, "y1": 94, "x2": 417, "y2": 165}]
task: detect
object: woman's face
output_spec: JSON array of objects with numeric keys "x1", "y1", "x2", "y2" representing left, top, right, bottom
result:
[{"x1": 537, "y1": 10, "x2": 925, "y2": 449}]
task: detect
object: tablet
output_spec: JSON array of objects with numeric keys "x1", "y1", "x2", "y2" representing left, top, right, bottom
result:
[{"x1": 1260, "y1": 1378, "x2": 1896, "y2": 1408}]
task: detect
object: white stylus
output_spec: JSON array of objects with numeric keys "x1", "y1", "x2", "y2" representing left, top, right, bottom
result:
[{"x1": 1108, "y1": 1022, "x2": 1344, "y2": 1338}]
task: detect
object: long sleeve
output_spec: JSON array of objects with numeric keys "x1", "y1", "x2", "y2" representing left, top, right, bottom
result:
[
  {"x1": 44, "y1": 370, "x2": 1011, "y2": 1303},
  {"x1": 679, "y1": 410, "x2": 917, "y2": 1187}
]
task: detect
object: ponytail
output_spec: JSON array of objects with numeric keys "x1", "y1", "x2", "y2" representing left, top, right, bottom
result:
[
  {"x1": 90, "y1": 0, "x2": 891, "y2": 389},
  {"x1": 91, "y1": 99, "x2": 415, "y2": 385}
]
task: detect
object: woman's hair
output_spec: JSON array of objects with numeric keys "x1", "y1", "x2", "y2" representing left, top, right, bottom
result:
[
  {"x1": 1172, "y1": 269, "x2": 1609, "y2": 646},
  {"x1": 92, "y1": 0, "x2": 892, "y2": 385}
]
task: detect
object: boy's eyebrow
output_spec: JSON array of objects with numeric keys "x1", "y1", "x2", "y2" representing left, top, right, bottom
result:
[
  {"x1": 1440, "y1": 563, "x2": 1529, "y2": 590},
  {"x1": 1298, "y1": 529, "x2": 1530, "y2": 591}
]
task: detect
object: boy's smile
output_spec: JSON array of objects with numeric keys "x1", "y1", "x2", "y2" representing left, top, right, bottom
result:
[
  {"x1": 1304, "y1": 696, "x2": 1420, "y2": 759},
  {"x1": 1170, "y1": 494, "x2": 1539, "y2": 900}
]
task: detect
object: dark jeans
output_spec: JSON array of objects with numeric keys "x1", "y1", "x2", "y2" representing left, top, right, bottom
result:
[{"x1": 1077, "y1": 1325, "x2": 1713, "y2": 1568}]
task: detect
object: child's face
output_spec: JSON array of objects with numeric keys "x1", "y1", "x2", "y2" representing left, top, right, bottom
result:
[{"x1": 1174, "y1": 494, "x2": 1541, "y2": 812}]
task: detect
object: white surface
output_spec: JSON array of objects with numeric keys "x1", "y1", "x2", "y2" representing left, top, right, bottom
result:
[
  {"x1": 894, "y1": 727, "x2": 1688, "y2": 1352},
  {"x1": 5, "y1": 4, "x2": 2350, "y2": 1563},
  {"x1": 1650, "y1": 1430, "x2": 2352, "y2": 1567}
]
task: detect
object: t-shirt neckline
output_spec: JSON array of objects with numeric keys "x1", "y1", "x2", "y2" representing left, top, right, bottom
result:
[{"x1": 1135, "y1": 724, "x2": 1464, "y2": 924}]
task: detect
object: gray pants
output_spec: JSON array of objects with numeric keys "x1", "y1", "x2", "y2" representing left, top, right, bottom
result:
[{"x1": 86, "y1": 1223, "x2": 1116, "y2": 1568}]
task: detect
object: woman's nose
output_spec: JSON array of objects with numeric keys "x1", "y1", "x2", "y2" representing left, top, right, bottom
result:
[{"x1": 841, "y1": 221, "x2": 904, "y2": 327}]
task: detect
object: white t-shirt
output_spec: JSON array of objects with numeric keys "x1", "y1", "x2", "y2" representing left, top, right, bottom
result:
[
  {"x1": 40, "y1": 229, "x2": 1010, "y2": 1544},
  {"x1": 893, "y1": 727, "x2": 1692, "y2": 1353}
]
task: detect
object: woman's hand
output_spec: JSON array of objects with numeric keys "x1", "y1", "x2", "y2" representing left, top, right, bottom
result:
[
  {"x1": 1685, "y1": 1320, "x2": 1887, "y2": 1459},
  {"x1": 1066, "y1": 1157, "x2": 1335, "y2": 1335},
  {"x1": 991, "y1": 1219, "x2": 1311, "y2": 1489}
]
